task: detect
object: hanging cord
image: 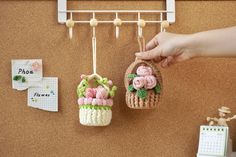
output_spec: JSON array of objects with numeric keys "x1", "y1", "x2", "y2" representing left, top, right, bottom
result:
[
  {"x1": 90, "y1": 13, "x2": 98, "y2": 75},
  {"x1": 137, "y1": 13, "x2": 146, "y2": 54},
  {"x1": 136, "y1": 36, "x2": 145, "y2": 61},
  {"x1": 92, "y1": 27, "x2": 96, "y2": 74},
  {"x1": 138, "y1": 36, "x2": 146, "y2": 52}
]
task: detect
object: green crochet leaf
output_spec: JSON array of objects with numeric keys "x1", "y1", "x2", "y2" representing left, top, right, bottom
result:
[
  {"x1": 77, "y1": 84, "x2": 87, "y2": 97},
  {"x1": 109, "y1": 86, "x2": 118, "y2": 97},
  {"x1": 76, "y1": 88, "x2": 80, "y2": 97},
  {"x1": 79, "y1": 93, "x2": 84, "y2": 97},
  {"x1": 128, "y1": 85, "x2": 135, "y2": 92},
  {"x1": 13, "y1": 75, "x2": 22, "y2": 81},
  {"x1": 109, "y1": 91, "x2": 114, "y2": 97},
  {"x1": 102, "y1": 78, "x2": 108, "y2": 84},
  {"x1": 21, "y1": 77, "x2": 26, "y2": 83},
  {"x1": 112, "y1": 86, "x2": 117, "y2": 91},
  {"x1": 137, "y1": 89, "x2": 147, "y2": 100},
  {"x1": 128, "y1": 74, "x2": 137, "y2": 79},
  {"x1": 154, "y1": 84, "x2": 161, "y2": 94},
  {"x1": 96, "y1": 79, "x2": 104, "y2": 86},
  {"x1": 82, "y1": 79, "x2": 89, "y2": 87},
  {"x1": 79, "y1": 104, "x2": 112, "y2": 110}
]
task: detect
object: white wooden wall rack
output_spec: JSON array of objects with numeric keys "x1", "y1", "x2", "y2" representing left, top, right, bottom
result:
[{"x1": 57, "y1": 0, "x2": 175, "y2": 39}]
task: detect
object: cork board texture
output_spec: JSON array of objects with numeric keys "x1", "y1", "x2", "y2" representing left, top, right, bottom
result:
[{"x1": 1, "y1": 1, "x2": 236, "y2": 157}]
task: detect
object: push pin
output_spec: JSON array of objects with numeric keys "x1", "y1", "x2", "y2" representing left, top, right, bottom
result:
[
  {"x1": 137, "y1": 19, "x2": 146, "y2": 37},
  {"x1": 206, "y1": 106, "x2": 236, "y2": 127},
  {"x1": 161, "y1": 20, "x2": 169, "y2": 32},
  {"x1": 66, "y1": 19, "x2": 75, "y2": 39},
  {"x1": 113, "y1": 18, "x2": 122, "y2": 39}
]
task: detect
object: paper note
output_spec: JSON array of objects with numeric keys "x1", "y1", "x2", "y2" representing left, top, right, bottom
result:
[
  {"x1": 11, "y1": 59, "x2": 43, "y2": 90},
  {"x1": 27, "y1": 77, "x2": 58, "y2": 112}
]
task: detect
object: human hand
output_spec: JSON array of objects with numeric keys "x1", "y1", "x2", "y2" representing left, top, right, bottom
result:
[
  {"x1": 136, "y1": 27, "x2": 236, "y2": 67},
  {"x1": 232, "y1": 115, "x2": 236, "y2": 119},
  {"x1": 135, "y1": 32, "x2": 196, "y2": 68}
]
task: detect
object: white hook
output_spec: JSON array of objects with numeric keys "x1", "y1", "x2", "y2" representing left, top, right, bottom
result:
[
  {"x1": 161, "y1": 20, "x2": 170, "y2": 32},
  {"x1": 137, "y1": 13, "x2": 146, "y2": 37},
  {"x1": 90, "y1": 12, "x2": 98, "y2": 38},
  {"x1": 66, "y1": 13, "x2": 74, "y2": 39},
  {"x1": 160, "y1": 12, "x2": 163, "y2": 32},
  {"x1": 113, "y1": 13, "x2": 122, "y2": 39}
]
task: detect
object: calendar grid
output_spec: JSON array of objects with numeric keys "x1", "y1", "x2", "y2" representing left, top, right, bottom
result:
[{"x1": 197, "y1": 126, "x2": 228, "y2": 157}]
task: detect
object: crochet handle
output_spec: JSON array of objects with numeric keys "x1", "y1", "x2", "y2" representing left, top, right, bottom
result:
[
  {"x1": 136, "y1": 36, "x2": 145, "y2": 61},
  {"x1": 138, "y1": 36, "x2": 146, "y2": 52}
]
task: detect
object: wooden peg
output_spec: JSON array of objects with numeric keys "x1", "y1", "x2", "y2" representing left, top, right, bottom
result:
[
  {"x1": 113, "y1": 18, "x2": 122, "y2": 38},
  {"x1": 137, "y1": 19, "x2": 146, "y2": 28},
  {"x1": 66, "y1": 19, "x2": 75, "y2": 28},
  {"x1": 90, "y1": 18, "x2": 98, "y2": 27},
  {"x1": 66, "y1": 19, "x2": 75, "y2": 39},
  {"x1": 113, "y1": 18, "x2": 122, "y2": 26},
  {"x1": 161, "y1": 20, "x2": 170, "y2": 29}
]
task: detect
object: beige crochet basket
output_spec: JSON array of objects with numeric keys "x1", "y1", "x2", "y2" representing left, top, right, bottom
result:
[{"x1": 124, "y1": 59, "x2": 163, "y2": 109}]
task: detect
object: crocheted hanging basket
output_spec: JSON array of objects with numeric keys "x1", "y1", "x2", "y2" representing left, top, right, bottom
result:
[
  {"x1": 124, "y1": 59, "x2": 162, "y2": 109},
  {"x1": 77, "y1": 74, "x2": 117, "y2": 126}
]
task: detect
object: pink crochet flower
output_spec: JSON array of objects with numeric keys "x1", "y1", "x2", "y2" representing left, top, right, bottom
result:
[
  {"x1": 136, "y1": 65, "x2": 153, "y2": 76},
  {"x1": 108, "y1": 80, "x2": 113, "y2": 86},
  {"x1": 96, "y1": 99, "x2": 103, "y2": 105},
  {"x1": 80, "y1": 74, "x2": 86, "y2": 79},
  {"x1": 144, "y1": 75, "x2": 157, "y2": 89},
  {"x1": 85, "y1": 88, "x2": 96, "y2": 98},
  {"x1": 31, "y1": 61, "x2": 41, "y2": 72},
  {"x1": 102, "y1": 99, "x2": 107, "y2": 105},
  {"x1": 96, "y1": 86, "x2": 109, "y2": 99},
  {"x1": 107, "y1": 99, "x2": 113, "y2": 106},
  {"x1": 87, "y1": 97, "x2": 93, "y2": 104},
  {"x1": 133, "y1": 77, "x2": 146, "y2": 90},
  {"x1": 78, "y1": 98, "x2": 84, "y2": 105},
  {"x1": 92, "y1": 99, "x2": 97, "y2": 105},
  {"x1": 84, "y1": 98, "x2": 88, "y2": 104}
]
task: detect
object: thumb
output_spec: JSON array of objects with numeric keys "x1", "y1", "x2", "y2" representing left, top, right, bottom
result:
[{"x1": 135, "y1": 46, "x2": 162, "y2": 60}]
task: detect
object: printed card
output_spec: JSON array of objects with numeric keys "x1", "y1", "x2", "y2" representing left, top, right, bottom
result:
[
  {"x1": 27, "y1": 77, "x2": 58, "y2": 112},
  {"x1": 11, "y1": 59, "x2": 43, "y2": 90}
]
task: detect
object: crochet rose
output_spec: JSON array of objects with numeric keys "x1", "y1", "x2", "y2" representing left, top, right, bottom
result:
[
  {"x1": 85, "y1": 88, "x2": 97, "y2": 98},
  {"x1": 144, "y1": 75, "x2": 157, "y2": 89},
  {"x1": 96, "y1": 86, "x2": 109, "y2": 99},
  {"x1": 136, "y1": 65, "x2": 153, "y2": 76},
  {"x1": 133, "y1": 77, "x2": 146, "y2": 90}
]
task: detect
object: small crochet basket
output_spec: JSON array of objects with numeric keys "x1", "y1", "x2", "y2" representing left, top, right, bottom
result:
[
  {"x1": 77, "y1": 74, "x2": 117, "y2": 126},
  {"x1": 124, "y1": 37, "x2": 162, "y2": 109}
]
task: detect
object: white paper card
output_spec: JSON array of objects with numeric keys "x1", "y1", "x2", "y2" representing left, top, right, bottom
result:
[
  {"x1": 27, "y1": 77, "x2": 58, "y2": 112},
  {"x1": 12, "y1": 59, "x2": 43, "y2": 90}
]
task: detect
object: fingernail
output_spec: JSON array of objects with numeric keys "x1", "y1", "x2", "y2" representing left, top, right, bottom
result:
[{"x1": 161, "y1": 59, "x2": 168, "y2": 68}]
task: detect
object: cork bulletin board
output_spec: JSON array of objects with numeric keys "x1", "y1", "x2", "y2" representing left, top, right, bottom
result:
[{"x1": 1, "y1": 0, "x2": 236, "y2": 157}]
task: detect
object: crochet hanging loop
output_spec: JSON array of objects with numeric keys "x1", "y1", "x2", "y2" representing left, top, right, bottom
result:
[
  {"x1": 136, "y1": 36, "x2": 146, "y2": 61},
  {"x1": 92, "y1": 27, "x2": 97, "y2": 75},
  {"x1": 138, "y1": 36, "x2": 145, "y2": 52}
]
